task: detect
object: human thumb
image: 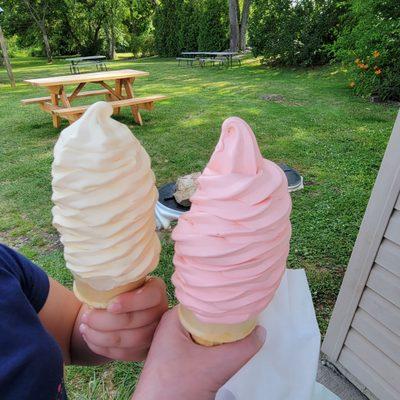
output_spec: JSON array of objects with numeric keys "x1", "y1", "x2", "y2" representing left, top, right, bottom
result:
[{"x1": 212, "y1": 326, "x2": 266, "y2": 383}]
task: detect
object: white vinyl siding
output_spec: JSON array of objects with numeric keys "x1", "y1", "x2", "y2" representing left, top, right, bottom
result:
[{"x1": 322, "y1": 112, "x2": 400, "y2": 400}]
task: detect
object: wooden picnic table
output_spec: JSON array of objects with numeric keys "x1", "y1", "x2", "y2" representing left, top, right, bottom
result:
[
  {"x1": 22, "y1": 69, "x2": 167, "y2": 128},
  {"x1": 65, "y1": 55, "x2": 107, "y2": 74}
]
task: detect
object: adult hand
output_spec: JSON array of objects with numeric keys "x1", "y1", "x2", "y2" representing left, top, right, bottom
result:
[
  {"x1": 133, "y1": 306, "x2": 266, "y2": 400},
  {"x1": 78, "y1": 277, "x2": 168, "y2": 362}
]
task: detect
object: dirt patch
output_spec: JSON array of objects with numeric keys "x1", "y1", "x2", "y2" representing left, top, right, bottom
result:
[
  {"x1": 304, "y1": 180, "x2": 318, "y2": 186},
  {"x1": 42, "y1": 232, "x2": 63, "y2": 252},
  {"x1": 0, "y1": 232, "x2": 30, "y2": 250},
  {"x1": 261, "y1": 94, "x2": 285, "y2": 102},
  {"x1": 260, "y1": 94, "x2": 303, "y2": 106},
  {"x1": 0, "y1": 229, "x2": 62, "y2": 254}
]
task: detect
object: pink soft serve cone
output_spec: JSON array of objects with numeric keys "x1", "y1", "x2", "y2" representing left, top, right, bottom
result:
[{"x1": 172, "y1": 117, "x2": 292, "y2": 346}]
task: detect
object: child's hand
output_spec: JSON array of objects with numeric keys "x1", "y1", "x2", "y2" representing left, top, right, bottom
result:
[
  {"x1": 132, "y1": 306, "x2": 266, "y2": 400},
  {"x1": 79, "y1": 277, "x2": 168, "y2": 361}
]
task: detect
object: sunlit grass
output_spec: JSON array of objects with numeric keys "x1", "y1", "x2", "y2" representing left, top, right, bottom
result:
[{"x1": 0, "y1": 54, "x2": 398, "y2": 399}]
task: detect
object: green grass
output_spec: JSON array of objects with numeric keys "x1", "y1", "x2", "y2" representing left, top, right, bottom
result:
[{"x1": 0, "y1": 55, "x2": 398, "y2": 399}]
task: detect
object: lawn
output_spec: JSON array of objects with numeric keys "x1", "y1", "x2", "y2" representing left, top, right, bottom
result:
[{"x1": 0, "y1": 54, "x2": 398, "y2": 399}]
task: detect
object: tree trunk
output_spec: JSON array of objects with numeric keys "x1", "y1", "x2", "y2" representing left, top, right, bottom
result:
[
  {"x1": 239, "y1": 0, "x2": 252, "y2": 51},
  {"x1": 0, "y1": 25, "x2": 15, "y2": 88},
  {"x1": 109, "y1": 27, "x2": 116, "y2": 60},
  {"x1": 41, "y1": 27, "x2": 53, "y2": 63},
  {"x1": 128, "y1": 0, "x2": 135, "y2": 34},
  {"x1": 22, "y1": 0, "x2": 52, "y2": 62},
  {"x1": 229, "y1": 0, "x2": 240, "y2": 52},
  {"x1": 90, "y1": 25, "x2": 101, "y2": 55}
]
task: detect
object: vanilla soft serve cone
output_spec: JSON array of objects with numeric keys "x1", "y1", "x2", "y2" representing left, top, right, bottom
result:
[
  {"x1": 172, "y1": 117, "x2": 292, "y2": 346},
  {"x1": 52, "y1": 102, "x2": 161, "y2": 308}
]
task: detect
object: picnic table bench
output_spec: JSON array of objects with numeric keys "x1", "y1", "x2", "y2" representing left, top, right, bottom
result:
[
  {"x1": 176, "y1": 57, "x2": 196, "y2": 67},
  {"x1": 231, "y1": 54, "x2": 245, "y2": 66},
  {"x1": 66, "y1": 55, "x2": 107, "y2": 74},
  {"x1": 199, "y1": 57, "x2": 227, "y2": 68},
  {"x1": 22, "y1": 69, "x2": 167, "y2": 128}
]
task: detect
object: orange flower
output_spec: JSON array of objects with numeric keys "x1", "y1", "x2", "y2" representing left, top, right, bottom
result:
[
  {"x1": 349, "y1": 81, "x2": 356, "y2": 88},
  {"x1": 373, "y1": 50, "x2": 380, "y2": 58},
  {"x1": 375, "y1": 69, "x2": 382, "y2": 75},
  {"x1": 358, "y1": 63, "x2": 368, "y2": 70}
]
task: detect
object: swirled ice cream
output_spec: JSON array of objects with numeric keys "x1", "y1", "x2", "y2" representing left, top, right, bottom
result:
[
  {"x1": 52, "y1": 101, "x2": 160, "y2": 306},
  {"x1": 172, "y1": 117, "x2": 291, "y2": 334}
]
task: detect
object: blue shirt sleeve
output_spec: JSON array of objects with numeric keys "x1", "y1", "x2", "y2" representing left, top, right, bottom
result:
[
  {"x1": 0, "y1": 244, "x2": 67, "y2": 399},
  {"x1": 0, "y1": 244, "x2": 49, "y2": 313}
]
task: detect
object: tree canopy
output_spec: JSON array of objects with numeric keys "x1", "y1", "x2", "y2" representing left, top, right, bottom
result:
[{"x1": 0, "y1": 0, "x2": 398, "y2": 99}]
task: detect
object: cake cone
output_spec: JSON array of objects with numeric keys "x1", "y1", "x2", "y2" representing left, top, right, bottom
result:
[
  {"x1": 73, "y1": 276, "x2": 146, "y2": 309},
  {"x1": 172, "y1": 117, "x2": 292, "y2": 346},
  {"x1": 179, "y1": 305, "x2": 257, "y2": 347},
  {"x1": 51, "y1": 101, "x2": 161, "y2": 309}
]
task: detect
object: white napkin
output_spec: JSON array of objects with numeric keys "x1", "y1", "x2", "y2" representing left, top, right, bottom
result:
[{"x1": 216, "y1": 269, "x2": 339, "y2": 400}]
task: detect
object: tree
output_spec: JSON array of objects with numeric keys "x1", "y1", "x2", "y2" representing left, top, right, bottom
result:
[
  {"x1": 177, "y1": 0, "x2": 199, "y2": 52},
  {"x1": 229, "y1": 0, "x2": 252, "y2": 51},
  {"x1": 64, "y1": 0, "x2": 107, "y2": 56},
  {"x1": 197, "y1": 0, "x2": 229, "y2": 51},
  {"x1": 95, "y1": 0, "x2": 126, "y2": 59},
  {"x1": 3, "y1": 0, "x2": 76, "y2": 57},
  {"x1": 0, "y1": 24, "x2": 15, "y2": 87},
  {"x1": 240, "y1": 0, "x2": 252, "y2": 50},
  {"x1": 154, "y1": 0, "x2": 181, "y2": 56},
  {"x1": 249, "y1": 0, "x2": 346, "y2": 66},
  {"x1": 126, "y1": 0, "x2": 156, "y2": 37},
  {"x1": 154, "y1": 0, "x2": 229, "y2": 55},
  {"x1": 125, "y1": 0, "x2": 157, "y2": 57},
  {"x1": 20, "y1": 0, "x2": 53, "y2": 62},
  {"x1": 229, "y1": 0, "x2": 239, "y2": 51}
]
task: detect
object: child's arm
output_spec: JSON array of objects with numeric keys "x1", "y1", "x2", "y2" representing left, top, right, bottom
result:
[
  {"x1": 38, "y1": 276, "x2": 168, "y2": 365},
  {"x1": 38, "y1": 277, "x2": 106, "y2": 365}
]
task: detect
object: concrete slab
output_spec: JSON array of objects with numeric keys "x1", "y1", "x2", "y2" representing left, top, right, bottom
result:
[{"x1": 317, "y1": 357, "x2": 368, "y2": 400}]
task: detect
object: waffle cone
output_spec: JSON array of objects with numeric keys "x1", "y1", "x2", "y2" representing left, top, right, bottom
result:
[
  {"x1": 178, "y1": 304, "x2": 257, "y2": 347},
  {"x1": 73, "y1": 276, "x2": 146, "y2": 309}
]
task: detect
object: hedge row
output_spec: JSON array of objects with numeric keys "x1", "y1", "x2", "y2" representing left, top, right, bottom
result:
[{"x1": 153, "y1": 0, "x2": 229, "y2": 57}]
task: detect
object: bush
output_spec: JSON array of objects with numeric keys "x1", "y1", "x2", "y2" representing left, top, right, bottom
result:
[
  {"x1": 141, "y1": 34, "x2": 156, "y2": 57},
  {"x1": 2, "y1": 35, "x2": 19, "y2": 58},
  {"x1": 249, "y1": 0, "x2": 347, "y2": 67},
  {"x1": 130, "y1": 33, "x2": 156, "y2": 58},
  {"x1": 333, "y1": 0, "x2": 400, "y2": 101}
]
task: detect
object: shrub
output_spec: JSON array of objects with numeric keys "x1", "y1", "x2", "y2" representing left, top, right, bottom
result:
[
  {"x1": 2, "y1": 35, "x2": 19, "y2": 58},
  {"x1": 141, "y1": 34, "x2": 156, "y2": 57},
  {"x1": 333, "y1": 0, "x2": 400, "y2": 101},
  {"x1": 249, "y1": 0, "x2": 347, "y2": 67},
  {"x1": 130, "y1": 33, "x2": 156, "y2": 58}
]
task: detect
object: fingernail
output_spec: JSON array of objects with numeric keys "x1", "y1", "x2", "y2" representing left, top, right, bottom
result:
[
  {"x1": 81, "y1": 313, "x2": 89, "y2": 323},
  {"x1": 79, "y1": 324, "x2": 87, "y2": 334},
  {"x1": 254, "y1": 326, "x2": 266, "y2": 345},
  {"x1": 107, "y1": 302, "x2": 122, "y2": 313}
]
